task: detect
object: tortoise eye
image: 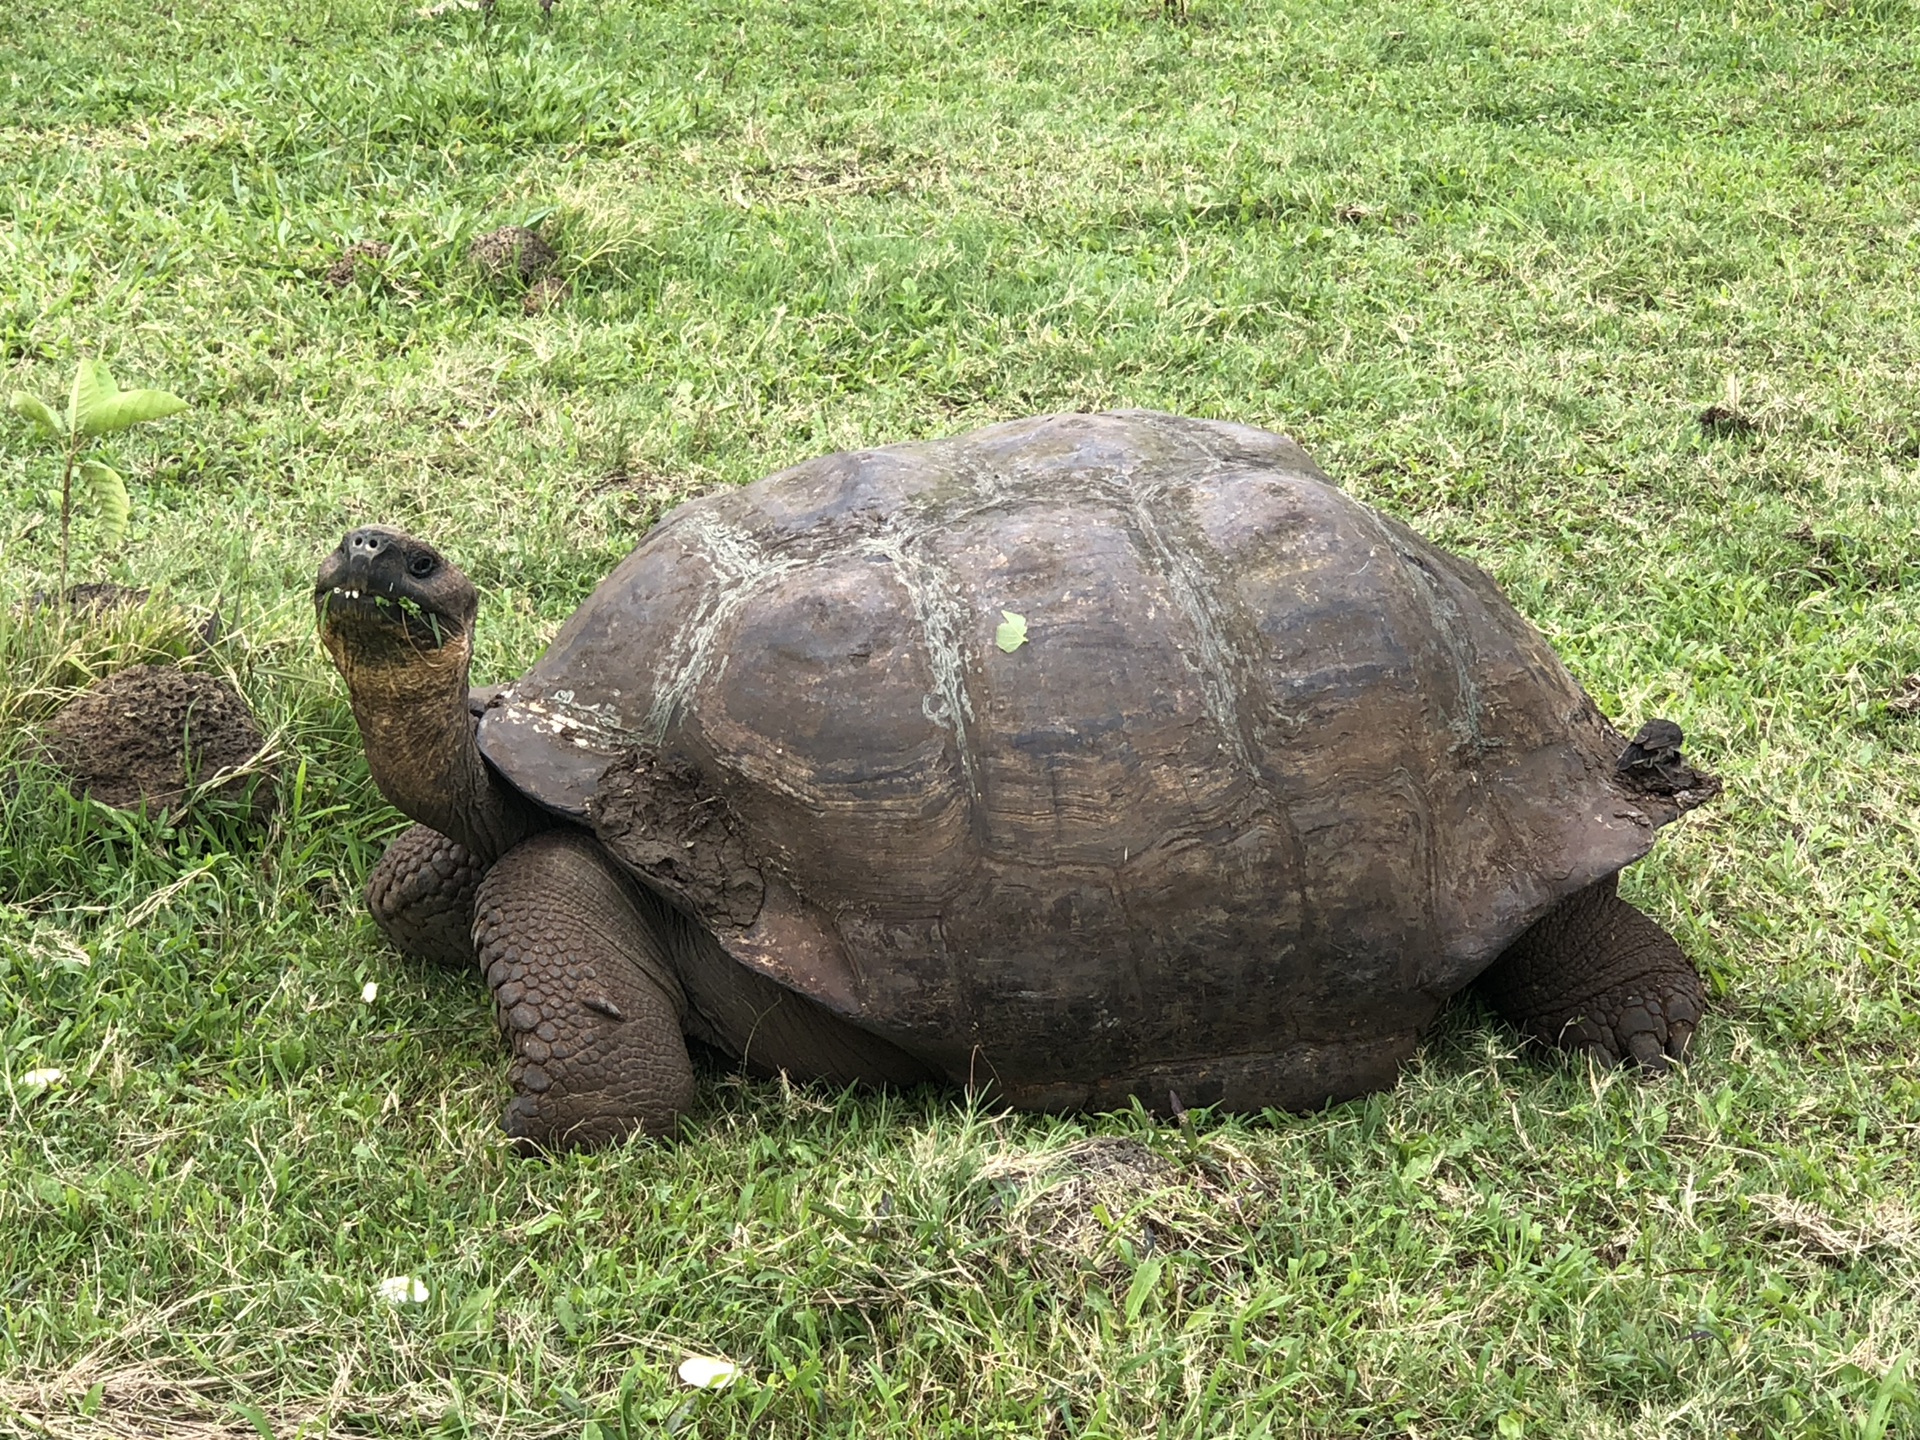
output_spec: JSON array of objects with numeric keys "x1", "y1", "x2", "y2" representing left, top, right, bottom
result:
[{"x1": 407, "y1": 552, "x2": 438, "y2": 578}]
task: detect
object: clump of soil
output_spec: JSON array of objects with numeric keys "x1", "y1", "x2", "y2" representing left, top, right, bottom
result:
[
  {"x1": 325, "y1": 239, "x2": 392, "y2": 289},
  {"x1": 43, "y1": 664, "x2": 275, "y2": 817},
  {"x1": 22, "y1": 582, "x2": 151, "y2": 615},
  {"x1": 976, "y1": 1135, "x2": 1263, "y2": 1281},
  {"x1": 522, "y1": 274, "x2": 568, "y2": 315},
  {"x1": 469, "y1": 225, "x2": 558, "y2": 284},
  {"x1": 1698, "y1": 403, "x2": 1759, "y2": 436}
]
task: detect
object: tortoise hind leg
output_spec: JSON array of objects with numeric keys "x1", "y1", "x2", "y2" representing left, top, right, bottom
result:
[
  {"x1": 1475, "y1": 874, "x2": 1703, "y2": 1071},
  {"x1": 367, "y1": 823, "x2": 485, "y2": 968},
  {"x1": 473, "y1": 831, "x2": 696, "y2": 1153}
]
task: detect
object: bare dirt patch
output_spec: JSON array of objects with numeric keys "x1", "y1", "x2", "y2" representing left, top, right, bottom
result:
[
  {"x1": 469, "y1": 225, "x2": 558, "y2": 284},
  {"x1": 977, "y1": 1135, "x2": 1267, "y2": 1281},
  {"x1": 324, "y1": 239, "x2": 392, "y2": 290},
  {"x1": 522, "y1": 273, "x2": 568, "y2": 314},
  {"x1": 1698, "y1": 403, "x2": 1760, "y2": 436}
]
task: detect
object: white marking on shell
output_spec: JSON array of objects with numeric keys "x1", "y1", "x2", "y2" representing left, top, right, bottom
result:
[
  {"x1": 1120, "y1": 474, "x2": 1258, "y2": 773},
  {"x1": 886, "y1": 545, "x2": 983, "y2": 800},
  {"x1": 641, "y1": 512, "x2": 810, "y2": 744}
]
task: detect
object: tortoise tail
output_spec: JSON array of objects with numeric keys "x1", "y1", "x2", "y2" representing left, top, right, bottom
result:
[{"x1": 1615, "y1": 719, "x2": 1721, "y2": 810}]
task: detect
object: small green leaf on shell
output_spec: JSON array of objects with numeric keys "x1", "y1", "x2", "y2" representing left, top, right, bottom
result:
[
  {"x1": 77, "y1": 459, "x2": 131, "y2": 548},
  {"x1": 995, "y1": 610, "x2": 1028, "y2": 653},
  {"x1": 8, "y1": 392, "x2": 62, "y2": 438},
  {"x1": 69, "y1": 358, "x2": 186, "y2": 437}
]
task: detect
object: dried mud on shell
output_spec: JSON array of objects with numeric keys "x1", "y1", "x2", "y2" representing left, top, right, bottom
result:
[
  {"x1": 42, "y1": 664, "x2": 275, "y2": 817},
  {"x1": 590, "y1": 750, "x2": 766, "y2": 927}
]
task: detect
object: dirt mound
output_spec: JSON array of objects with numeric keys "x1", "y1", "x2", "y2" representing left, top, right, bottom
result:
[
  {"x1": 43, "y1": 664, "x2": 275, "y2": 816},
  {"x1": 977, "y1": 1135, "x2": 1264, "y2": 1280},
  {"x1": 469, "y1": 225, "x2": 558, "y2": 284},
  {"x1": 325, "y1": 239, "x2": 392, "y2": 289},
  {"x1": 22, "y1": 582, "x2": 151, "y2": 614},
  {"x1": 522, "y1": 273, "x2": 568, "y2": 314}
]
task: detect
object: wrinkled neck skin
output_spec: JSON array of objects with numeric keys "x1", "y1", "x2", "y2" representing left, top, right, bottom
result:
[{"x1": 325, "y1": 627, "x2": 544, "y2": 865}]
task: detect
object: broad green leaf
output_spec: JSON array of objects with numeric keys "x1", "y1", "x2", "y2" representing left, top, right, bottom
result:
[
  {"x1": 995, "y1": 610, "x2": 1028, "y2": 653},
  {"x1": 1122, "y1": 1255, "x2": 1163, "y2": 1326},
  {"x1": 68, "y1": 359, "x2": 111, "y2": 434},
  {"x1": 8, "y1": 392, "x2": 62, "y2": 438},
  {"x1": 78, "y1": 460, "x2": 131, "y2": 548},
  {"x1": 68, "y1": 359, "x2": 186, "y2": 437},
  {"x1": 231, "y1": 1400, "x2": 276, "y2": 1440}
]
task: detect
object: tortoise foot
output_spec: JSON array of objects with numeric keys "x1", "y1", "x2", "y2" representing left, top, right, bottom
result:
[
  {"x1": 473, "y1": 832, "x2": 696, "y2": 1154},
  {"x1": 1477, "y1": 874, "x2": 1704, "y2": 1075},
  {"x1": 367, "y1": 823, "x2": 484, "y2": 968}
]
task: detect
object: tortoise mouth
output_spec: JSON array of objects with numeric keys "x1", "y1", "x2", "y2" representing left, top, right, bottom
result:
[
  {"x1": 315, "y1": 583, "x2": 460, "y2": 650},
  {"x1": 314, "y1": 527, "x2": 475, "y2": 656}
]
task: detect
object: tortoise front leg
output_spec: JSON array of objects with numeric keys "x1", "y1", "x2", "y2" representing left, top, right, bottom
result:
[
  {"x1": 367, "y1": 823, "x2": 485, "y2": 969},
  {"x1": 473, "y1": 830, "x2": 695, "y2": 1153},
  {"x1": 1475, "y1": 874, "x2": 1703, "y2": 1071}
]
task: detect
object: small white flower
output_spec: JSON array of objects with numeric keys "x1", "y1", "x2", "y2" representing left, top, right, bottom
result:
[
  {"x1": 362, "y1": 981, "x2": 379, "y2": 1003},
  {"x1": 677, "y1": 1356, "x2": 739, "y2": 1390},
  {"x1": 21, "y1": 1068, "x2": 63, "y2": 1089},
  {"x1": 377, "y1": 1275, "x2": 430, "y2": 1305}
]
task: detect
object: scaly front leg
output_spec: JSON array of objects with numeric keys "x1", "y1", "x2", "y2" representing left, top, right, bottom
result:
[
  {"x1": 366, "y1": 823, "x2": 485, "y2": 969},
  {"x1": 472, "y1": 831, "x2": 696, "y2": 1153},
  {"x1": 1475, "y1": 873, "x2": 1704, "y2": 1071}
]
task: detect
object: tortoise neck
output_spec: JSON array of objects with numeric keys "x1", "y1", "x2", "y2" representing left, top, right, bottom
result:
[{"x1": 342, "y1": 641, "x2": 544, "y2": 866}]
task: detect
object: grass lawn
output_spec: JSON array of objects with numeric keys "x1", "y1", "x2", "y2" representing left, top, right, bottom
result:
[{"x1": 4, "y1": 0, "x2": 1920, "y2": 1433}]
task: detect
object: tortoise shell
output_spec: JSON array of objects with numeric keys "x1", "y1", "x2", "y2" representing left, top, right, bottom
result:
[{"x1": 476, "y1": 411, "x2": 1696, "y2": 1107}]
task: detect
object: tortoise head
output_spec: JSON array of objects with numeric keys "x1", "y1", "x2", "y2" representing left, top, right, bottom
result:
[
  {"x1": 315, "y1": 527, "x2": 478, "y2": 692},
  {"x1": 315, "y1": 527, "x2": 539, "y2": 856}
]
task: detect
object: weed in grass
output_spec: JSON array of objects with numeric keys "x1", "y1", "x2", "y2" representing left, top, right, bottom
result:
[{"x1": 8, "y1": 360, "x2": 185, "y2": 602}]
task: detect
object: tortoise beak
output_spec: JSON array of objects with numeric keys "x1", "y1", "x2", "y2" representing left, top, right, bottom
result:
[
  {"x1": 317, "y1": 527, "x2": 408, "y2": 599},
  {"x1": 315, "y1": 527, "x2": 470, "y2": 649}
]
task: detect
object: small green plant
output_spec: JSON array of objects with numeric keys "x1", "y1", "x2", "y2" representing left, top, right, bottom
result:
[{"x1": 9, "y1": 359, "x2": 186, "y2": 602}]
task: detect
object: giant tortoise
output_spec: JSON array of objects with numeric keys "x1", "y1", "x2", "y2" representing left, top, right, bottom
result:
[{"x1": 316, "y1": 410, "x2": 1717, "y2": 1151}]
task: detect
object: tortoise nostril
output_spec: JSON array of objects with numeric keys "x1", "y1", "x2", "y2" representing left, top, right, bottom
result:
[{"x1": 346, "y1": 529, "x2": 389, "y2": 558}]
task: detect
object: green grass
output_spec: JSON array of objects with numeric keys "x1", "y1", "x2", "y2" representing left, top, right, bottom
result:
[{"x1": 3, "y1": 0, "x2": 1920, "y2": 1433}]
